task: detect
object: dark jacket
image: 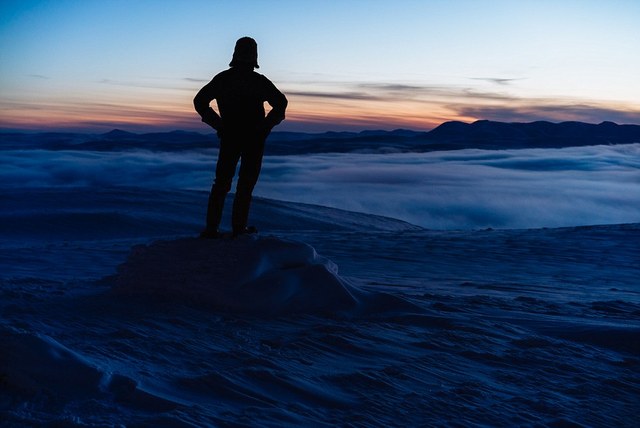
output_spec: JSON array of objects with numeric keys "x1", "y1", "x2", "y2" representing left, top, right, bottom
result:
[{"x1": 194, "y1": 66, "x2": 288, "y2": 135}]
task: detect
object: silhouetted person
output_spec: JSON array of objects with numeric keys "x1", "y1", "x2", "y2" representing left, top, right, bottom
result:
[{"x1": 194, "y1": 37, "x2": 288, "y2": 238}]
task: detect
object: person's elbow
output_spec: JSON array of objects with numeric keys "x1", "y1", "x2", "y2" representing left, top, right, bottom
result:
[
  {"x1": 276, "y1": 95, "x2": 288, "y2": 118},
  {"x1": 193, "y1": 93, "x2": 206, "y2": 114}
]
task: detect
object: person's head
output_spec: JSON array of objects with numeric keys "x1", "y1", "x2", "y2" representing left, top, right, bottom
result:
[{"x1": 229, "y1": 37, "x2": 259, "y2": 69}]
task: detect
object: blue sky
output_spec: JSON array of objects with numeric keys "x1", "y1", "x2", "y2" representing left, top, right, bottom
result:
[{"x1": 1, "y1": 0, "x2": 639, "y2": 132}]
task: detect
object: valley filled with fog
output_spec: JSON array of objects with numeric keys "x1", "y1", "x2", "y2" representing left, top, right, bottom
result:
[{"x1": 2, "y1": 137, "x2": 639, "y2": 229}]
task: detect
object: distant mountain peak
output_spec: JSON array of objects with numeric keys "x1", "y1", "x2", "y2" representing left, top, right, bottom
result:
[{"x1": 102, "y1": 129, "x2": 137, "y2": 138}]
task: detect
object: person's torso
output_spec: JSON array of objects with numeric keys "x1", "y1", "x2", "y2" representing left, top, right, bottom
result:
[{"x1": 213, "y1": 68, "x2": 268, "y2": 130}]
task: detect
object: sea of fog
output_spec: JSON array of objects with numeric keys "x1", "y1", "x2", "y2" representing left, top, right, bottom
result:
[{"x1": 2, "y1": 142, "x2": 639, "y2": 229}]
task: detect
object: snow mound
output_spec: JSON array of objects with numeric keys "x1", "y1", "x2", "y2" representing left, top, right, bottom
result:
[{"x1": 113, "y1": 236, "x2": 417, "y2": 316}]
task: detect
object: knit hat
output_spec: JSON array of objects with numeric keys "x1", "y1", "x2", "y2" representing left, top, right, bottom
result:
[{"x1": 229, "y1": 37, "x2": 259, "y2": 69}]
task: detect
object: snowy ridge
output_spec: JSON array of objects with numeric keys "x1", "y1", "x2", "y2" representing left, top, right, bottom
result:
[{"x1": 0, "y1": 187, "x2": 420, "y2": 243}]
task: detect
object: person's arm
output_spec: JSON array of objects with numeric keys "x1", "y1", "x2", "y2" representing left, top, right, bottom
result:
[
  {"x1": 263, "y1": 79, "x2": 288, "y2": 130},
  {"x1": 193, "y1": 80, "x2": 223, "y2": 130}
]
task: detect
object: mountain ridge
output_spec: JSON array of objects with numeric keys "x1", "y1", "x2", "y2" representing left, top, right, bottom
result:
[{"x1": 2, "y1": 120, "x2": 639, "y2": 154}]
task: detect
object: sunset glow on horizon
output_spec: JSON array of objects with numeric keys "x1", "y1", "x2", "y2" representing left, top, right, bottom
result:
[{"x1": 1, "y1": 0, "x2": 639, "y2": 133}]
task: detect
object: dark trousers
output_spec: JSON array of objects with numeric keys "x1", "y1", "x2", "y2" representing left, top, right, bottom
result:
[{"x1": 206, "y1": 133, "x2": 265, "y2": 233}]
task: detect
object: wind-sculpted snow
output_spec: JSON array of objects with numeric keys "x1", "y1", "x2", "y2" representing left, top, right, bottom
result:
[
  {"x1": 113, "y1": 236, "x2": 418, "y2": 316},
  {"x1": 0, "y1": 328, "x2": 186, "y2": 413},
  {"x1": 1, "y1": 169, "x2": 640, "y2": 426},
  {"x1": 0, "y1": 327, "x2": 105, "y2": 399}
]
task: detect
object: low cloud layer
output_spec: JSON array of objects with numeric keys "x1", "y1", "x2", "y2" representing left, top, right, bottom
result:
[
  {"x1": 2, "y1": 144, "x2": 639, "y2": 229},
  {"x1": 256, "y1": 145, "x2": 640, "y2": 229}
]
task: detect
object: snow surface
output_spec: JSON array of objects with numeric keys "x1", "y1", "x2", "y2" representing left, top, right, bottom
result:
[{"x1": 1, "y1": 180, "x2": 639, "y2": 426}]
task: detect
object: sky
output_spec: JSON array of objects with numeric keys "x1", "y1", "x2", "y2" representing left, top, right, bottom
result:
[{"x1": 1, "y1": 0, "x2": 639, "y2": 132}]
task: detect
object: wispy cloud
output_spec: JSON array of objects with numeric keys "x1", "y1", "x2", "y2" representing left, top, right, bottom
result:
[
  {"x1": 3, "y1": 77, "x2": 639, "y2": 132},
  {"x1": 286, "y1": 90, "x2": 382, "y2": 101},
  {"x1": 0, "y1": 97, "x2": 201, "y2": 133},
  {"x1": 184, "y1": 77, "x2": 208, "y2": 83},
  {"x1": 469, "y1": 77, "x2": 523, "y2": 86},
  {"x1": 287, "y1": 81, "x2": 518, "y2": 106},
  {"x1": 97, "y1": 77, "x2": 200, "y2": 93},
  {"x1": 285, "y1": 80, "x2": 640, "y2": 130}
]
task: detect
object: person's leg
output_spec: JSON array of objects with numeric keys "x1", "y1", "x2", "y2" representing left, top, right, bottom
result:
[
  {"x1": 204, "y1": 140, "x2": 240, "y2": 233},
  {"x1": 232, "y1": 138, "x2": 265, "y2": 235}
]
